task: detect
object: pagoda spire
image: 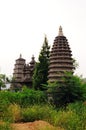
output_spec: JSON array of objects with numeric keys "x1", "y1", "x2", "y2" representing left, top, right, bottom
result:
[
  {"x1": 58, "y1": 26, "x2": 63, "y2": 36},
  {"x1": 20, "y1": 54, "x2": 22, "y2": 58}
]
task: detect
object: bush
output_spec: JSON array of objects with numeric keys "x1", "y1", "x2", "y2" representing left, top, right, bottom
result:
[
  {"x1": 53, "y1": 102, "x2": 86, "y2": 130},
  {"x1": 0, "y1": 91, "x2": 10, "y2": 111},
  {"x1": 19, "y1": 87, "x2": 47, "y2": 107},
  {"x1": 7, "y1": 104, "x2": 22, "y2": 122},
  {"x1": 47, "y1": 73, "x2": 86, "y2": 107},
  {"x1": 67, "y1": 102, "x2": 86, "y2": 129},
  {"x1": 54, "y1": 110, "x2": 81, "y2": 130},
  {"x1": 21, "y1": 104, "x2": 57, "y2": 123},
  {"x1": 0, "y1": 87, "x2": 47, "y2": 108},
  {"x1": 0, "y1": 122, "x2": 12, "y2": 130},
  {"x1": 2, "y1": 104, "x2": 21, "y2": 123}
]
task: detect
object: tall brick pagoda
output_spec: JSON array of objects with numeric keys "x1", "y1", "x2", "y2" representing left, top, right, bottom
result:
[{"x1": 48, "y1": 26, "x2": 74, "y2": 83}]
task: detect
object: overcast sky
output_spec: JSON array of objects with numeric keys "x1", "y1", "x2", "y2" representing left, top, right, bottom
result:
[{"x1": 0, "y1": 0, "x2": 86, "y2": 78}]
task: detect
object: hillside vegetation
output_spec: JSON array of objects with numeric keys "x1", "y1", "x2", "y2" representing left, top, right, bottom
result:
[{"x1": 0, "y1": 83, "x2": 86, "y2": 130}]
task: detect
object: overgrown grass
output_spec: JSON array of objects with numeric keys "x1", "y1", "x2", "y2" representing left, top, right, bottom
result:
[
  {"x1": 7, "y1": 104, "x2": 22, "y2": 122},
  {"x1": 0, "y1": 88, "x2": 47, "y2": 108},
  {"x1": 21, "y1": 104, "x2": 57, "y2": 123},
  {"x1": 2, "y1": 102, "x2": 86, "y2": 130},
  {"x1": 0, "y1": 121, "x2": 12, "y2": 130},
  {"x1": 53, "y1": 102, "x2": 86, "y2": 130},
  {"x1": 0, "y1": 89, "x2": 86, "y2": 130}
]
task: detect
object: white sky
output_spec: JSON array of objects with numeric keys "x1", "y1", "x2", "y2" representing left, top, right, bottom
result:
[{"x1": 0, "y1": 0, "x2": 86, "y2": 78}]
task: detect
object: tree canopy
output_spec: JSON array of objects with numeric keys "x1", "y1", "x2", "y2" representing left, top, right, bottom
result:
[
  {"x1": 47, "y1": 72, "x2": 86, "y2": 107},
  {"x1": 32, "y1": 36, "x2": 50, "y2": 90},
  {"x1": 0, "y1": 74, "x2": 6, "y2": 90}
]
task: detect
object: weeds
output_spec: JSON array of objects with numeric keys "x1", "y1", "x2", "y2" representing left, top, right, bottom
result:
[
  {"x1": 0, "y1": 121, "x2": 12, "y2": 130},
  {"x1": 0, "y1": 90, "x2": 86, "y2": 130}
]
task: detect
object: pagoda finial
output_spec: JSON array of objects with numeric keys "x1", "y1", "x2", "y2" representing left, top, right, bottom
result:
[
  {"x1": 58, "y1": 26, "x2": 63, "y2": 36},
  {"x1": 20, "y1": 54, "x2": 22, "y2": 58},
  {"x1": 32, "y1": 55, "x2": 35, "y2": 60}
]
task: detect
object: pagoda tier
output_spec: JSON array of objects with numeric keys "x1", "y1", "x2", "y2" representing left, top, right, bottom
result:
[
  {"x1": 48, "y1": 26, "x2": 74, "y2": 83},
  {"x1": 13, "y1": 54, "x2": 26, "y2": 82},
  {"x1": 22, "y1": 64, "x2": 31, "y2": 82},
  {"x1": 29, "y1": 55, "x2": 36, "y2": 72},
  {"x1": 12, "y1": 54, "x2": 36, "y2": 89}
]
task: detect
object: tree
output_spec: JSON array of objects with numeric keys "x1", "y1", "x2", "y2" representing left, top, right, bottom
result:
[
  {"x1": 47, "y1": 72, "x2": 86, "y2": 107},
  {"x1": 72, "y1": 58, "x2": 79, "y2": 70},
  {"x1": 33, "y1": 35, "x2": 50, "y2": 90},
  {"x1": 0, "y1": 74, "x2": 6, "y2": 90}
]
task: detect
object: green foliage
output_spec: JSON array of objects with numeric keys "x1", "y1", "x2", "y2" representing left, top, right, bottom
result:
[
  {"x1": 0, "y1": 93, "x2": 86, "y2": 130},
  {"x1": 0, "y1": 74, "x2": 6, "y2": 90},
  {"x1": 0, "y1": 79, "x2": 86, "y2": 130},
  {"x1": 0, "y1": 87, "x2": 47, "y2": 109},
  {"x1": 33, "y1": 36, "x2": 50, "y2": 90},
  {"x1": 72, "y1": 58, "x2": 79, "y2": 70},
  {"x1": 0, "y1": 122, "x2": 12, "y2": 130},
  {"x1": 0, "y1": 91, "x2": 10, "y2": 116},
  {"x1": 19, "y1": 87, "x2": 47, "y2": 107},
  {"x1": 0, "y1": 88, "x2": 47, "y2": 122},
  {"x1": 67, "y1": 102, "x2": 86, "y2": 124},
  {"x1": 54, "y1": 109, "x2": 83, "y2": 130},
  {"x1": 54, "y1": 102, "x2": 86, "y2": 130},
  {"x1": 6, "y1": 102, "x2": 85, "y2": 130},
  {"x1": 47, "y1": 73, "x2": 86, "y2": 107},
  {"x1": 21, "y1": 104, "x2": 57, "y2": 123},
  {"x1": 7, "y1": 104, "x2": 21, "y2": 122}
]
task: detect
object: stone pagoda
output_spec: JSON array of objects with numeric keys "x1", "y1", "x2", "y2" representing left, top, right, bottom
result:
[
  {"x1": 48, "y1": 26, "x2": 74, "y2": 83},
  {"x1": 12, "y1": 54, "x2": 36, "y2": 89}
]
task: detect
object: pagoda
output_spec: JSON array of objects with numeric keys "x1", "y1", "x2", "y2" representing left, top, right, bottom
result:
[
  {"x1": 29, "y1": 55, "x2": 36, "y2": 77},
  {"x1": 48, "y1": 26, "x2": 74, "y2": 83},
  {"x1": 13, "y1": 54, "x2": 26, "y2": 82},
  {"x1": 12, "y1": 54, "x2": 36, "y2": 89}
]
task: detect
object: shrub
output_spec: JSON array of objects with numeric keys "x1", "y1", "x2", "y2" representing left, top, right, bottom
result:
[
  {"x1": 19, "y1": 87, "x2": 47, "y2": 107},
  {"x1": 0, "y1": 88, "x2": 47, "y2": 108},
  {"x1": 7, "y1": 104, "x2": 22, "y2": 122},
  {"x1": 0, "y1": 91, "x2": 10, "y2": 111},
  {"x1": 53, "y1": 102, "x2": 86, "y2": 130},
  {"x1": 67, "y1": 102, "x2": 86, "y2": 129},
  {"x1": 3, "y1": 104, "x2": 22, "y2": 123},
  {"x1": 0, "y1": 122, "x2": 12, "y2": 130},
  {"x1": 47, "y1": 73, "x2": 86, "y2": 107},
  {"x1": 54, "y1": 110, "x2": 81, "y2": 130},
  {"x1": 21, "y1": 104, "x2": 57, "y2": 123}
]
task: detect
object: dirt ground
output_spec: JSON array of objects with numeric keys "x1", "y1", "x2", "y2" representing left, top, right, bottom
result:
[{"x1": 12, "y1": 120, "x2": 64, "y2": 130}]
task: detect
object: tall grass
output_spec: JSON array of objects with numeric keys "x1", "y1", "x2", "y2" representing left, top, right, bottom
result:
[
  {"x1": 53, "y1": 109, "x2": 82, "y2": 130},
  {"x1": 7, "y1": 104, "x2": 22, "y2": 122},
  {"x1": 0, "y1": 122, "x2": 12, "y2": 130},
  {"x1": 0, "y1": 104, "x2": 21, "y2": 123},
  {"x1": 0, "y1": 90, "x2": 86, "y2": 130},
  {"x1": 1, "y1": 102, "x2": 86, "y2": 130},
  {"x1": 21, "y1": 104, "x2": 57, "y2": 123},
  {"x1": 53, "y1": 102, "x2": 86, "y2": 130},
  {"x1": 0, "y1": 88, "x2": 47, "y2": 108}
]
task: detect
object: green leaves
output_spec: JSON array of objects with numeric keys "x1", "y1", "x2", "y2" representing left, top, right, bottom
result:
[
  {"x1": 0, "y1": 74, "x2": 7, "y2": 90},
  {"x1": 33, "y1": 36, "x2": 50, "y2": 90},
  {"x1": 47, "y1": 72, "x2": 86, "y2": 107}
]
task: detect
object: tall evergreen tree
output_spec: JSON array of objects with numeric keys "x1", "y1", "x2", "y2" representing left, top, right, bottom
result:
[
  {"x1": 0, "y1": 74, "x2": 6, "y2": 90},
  {"x1": 47, "y1": 72, "x2": 86, "y2": 107},
  {"x1": 33, "y1": 36, "x2": 50, "y2": 90}
]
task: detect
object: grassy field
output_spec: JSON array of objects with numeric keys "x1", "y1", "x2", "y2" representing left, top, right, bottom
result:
[{"x1": 0, "y1": 89, "x2": 86, "y2": 130}]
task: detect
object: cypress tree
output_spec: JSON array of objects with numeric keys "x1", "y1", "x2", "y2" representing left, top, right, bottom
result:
[{"x1": 33, "y1": 36, "x2": 50, "y2": 90}]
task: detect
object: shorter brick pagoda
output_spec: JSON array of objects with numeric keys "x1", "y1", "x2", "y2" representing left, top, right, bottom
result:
[{"x1": 12, "y1": 54, "x2": 36, "y2": 89}]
